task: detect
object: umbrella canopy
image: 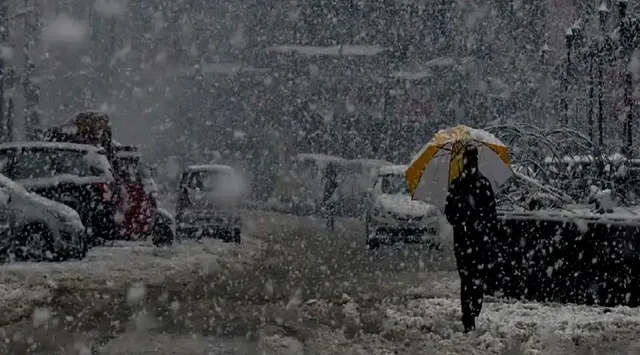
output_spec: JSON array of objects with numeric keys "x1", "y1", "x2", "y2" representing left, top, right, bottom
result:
[{"x1": 405, "y1": 125, "x2": 513, "y2": 210}]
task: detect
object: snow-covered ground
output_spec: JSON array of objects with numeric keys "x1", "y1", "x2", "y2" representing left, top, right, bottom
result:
[
  {"x1": 2, "y1": 211, "x2": 640, "y2": 354},
  {"x1": 0, "y1": 237, "x2": 259, "y2": 327},
  {"x1": 90, "y1": 280, "x2": 640, "y2": 354}
]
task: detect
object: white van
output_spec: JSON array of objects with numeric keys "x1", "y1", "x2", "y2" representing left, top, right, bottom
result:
[{"x1": 365, "y1": 165, "x2": 440, "y2": 249}]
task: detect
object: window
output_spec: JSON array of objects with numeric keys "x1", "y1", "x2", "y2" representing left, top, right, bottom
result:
[
  {"x1": 186, "y1": 171, "x2": 233, "y2": 192},
  {"x1": 12, "y1": 148, "x2": 107, "y2": 180},
  {"x1": 0, "y1": 150, "x2": 12, "y2": 175},
  {"x1": 11, "y1": 150, "x2": 53, "y2": 180},
  {"x1": 380, "y1": 174, "x2": 410, "y2": 195}
]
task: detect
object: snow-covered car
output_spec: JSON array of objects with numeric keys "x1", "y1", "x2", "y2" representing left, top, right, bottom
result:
[
  {"x1": 364, "y1": 165, "x2": 440, "y2": 249},
  {"x1": 0, "y1": 142, "x2": 120, "y2": 246},
  {"x1": 175, "y1": 165, "x2": 245, "y2": 243},
  {"x1": 0, "y1": 173, "x2": 86, "y2": 261}
]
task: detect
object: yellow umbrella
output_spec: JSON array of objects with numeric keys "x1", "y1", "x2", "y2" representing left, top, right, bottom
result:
[{"x1": 405, "y1": 125, "x2": 512, "y2": 209}]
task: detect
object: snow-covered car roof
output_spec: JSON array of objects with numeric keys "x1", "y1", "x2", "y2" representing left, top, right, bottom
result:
[
  {"x1": 296, "y1": 153, "x2": 347, "y2": 163},
  {"x1": 378, "y1": 165, "x2": 409, "y2": 176},
  {"x1": 347, "y1": 158, "x2": 393, "y2": 167},
  {"x1": 186, "y1": 164, "x2": 235, "y2": 173},
  {"x1": 0, "y1": 141, "x2": 106, "y2": 153},
  {"x1": 0, "y1": 172, "x2": 28, "y2": 195}
]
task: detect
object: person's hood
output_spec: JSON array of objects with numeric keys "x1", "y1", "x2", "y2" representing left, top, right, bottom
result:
[{"x1": 375, "y1": 194, "x2": 439, "y2": 217}]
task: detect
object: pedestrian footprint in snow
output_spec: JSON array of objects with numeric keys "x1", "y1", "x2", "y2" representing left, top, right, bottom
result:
[{"x1": 444, "y1": 145, "x2": 499, "y2": 333}]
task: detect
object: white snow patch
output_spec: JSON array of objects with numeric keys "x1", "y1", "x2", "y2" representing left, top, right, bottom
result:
[
  {"x1": 110, "y1": 43, "x2": 132, "y2": 65},
  {"x1": 574, "y1": 218, "x2": 589, "y2": 235},
  {"x1": 170, "y1": 300, "x2": 180, "y2": 313},
  {"x1": 266, "y1": 44, "x2": 387, "y2": 56},
  {"x1": 17, "y1": 175, "x2": 110, "y2": 189},
  {"x1": 383, "y1": 297, "x2": 640, "y2": 353},
  {"x1": 32, "y1": 307, "x2": 51, "y2": 327},
  {"x1": 94, "y1": 0, "x2": 127, "y2": 17},
  {"x1": 42, "y1": 14, "x2": 87, "y2": 45},
  {"x1": 0, "y1": 46, "x2": 13, "y2": 60},
  {"x1": 285, "y1": 288, "x2": 303, "y2": 310},
  {"x1": 264, "y1": 279, "x2": 274, "y2": 297},
  {"x1": 126, "y1": 283, "x2": 146, "y2": 306},
  {"x1": 233, "y1": 129, "x2": 246, "y2": 140},
  {"x1": 0, "y1": 237, "x2": 259, "y2": 327},
  {"x1": 629, "y1": 50, "x2": 640, "y2": 80}
]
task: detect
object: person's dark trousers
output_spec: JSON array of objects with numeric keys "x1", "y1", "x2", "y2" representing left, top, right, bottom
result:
[
  {"x1": 323, "y1": 201, "x2": 335, "y2": 232},
  {"x1": 458, "y1": 260, "x2": 484, "y2": 332}
]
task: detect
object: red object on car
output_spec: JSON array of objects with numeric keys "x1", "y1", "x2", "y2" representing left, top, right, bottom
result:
[{"x1": 113, "y1": 146, "x2": 156, "y2": 239}]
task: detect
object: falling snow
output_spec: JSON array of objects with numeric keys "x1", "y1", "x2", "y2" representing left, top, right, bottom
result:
[{"x1": 0, "y1": 0, "x2": 638, "y2": 354}]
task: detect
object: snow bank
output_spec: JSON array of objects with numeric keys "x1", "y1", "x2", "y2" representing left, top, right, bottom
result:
[
  {"x1": 378, "y1": 297, "x2": 640, "y2": 354},
  {"x1": 266, "y1": 44, "x2": 387, "y2": 56},
  {"x1": 42, "y1": 14, "x2": 86, "y2": 45},
  {"x1": 94, "y1": 0, "x2": 126, "y2": 17},
  {"x1": 0, "y1": 238, "x2": 259, "y2": 326}
]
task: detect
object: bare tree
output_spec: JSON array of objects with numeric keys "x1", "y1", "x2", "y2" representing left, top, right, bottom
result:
[
  {"x1": 0, "y1": 0, "x2": 7, "y2": 142},
  {"x1": 23, "y1": 0, "x2": 40, "y2": 139}
]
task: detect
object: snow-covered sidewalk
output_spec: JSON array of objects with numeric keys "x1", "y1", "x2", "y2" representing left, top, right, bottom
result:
[
  {"x1": 0, "y1": 238, "x2": 260, "y2": 327},
  {"x1": 369, "y1": 297, "x2": 640, "y2": 354}
]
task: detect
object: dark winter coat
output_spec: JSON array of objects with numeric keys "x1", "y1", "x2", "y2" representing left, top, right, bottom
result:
[
  {"x1": 444, "y1": 171, "x2": 498, "y2": 263},
  {"x1": 322, "y1": 169, "x2": 338, "y2": 204}
]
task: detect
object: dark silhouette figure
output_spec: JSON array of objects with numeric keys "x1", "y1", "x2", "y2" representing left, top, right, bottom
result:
[
  {"x1": 322, "y1": 163, "x2": 339, "y2": 231},
  {"x1": 444, "y1": 145, "x2": 498, "y2": 333}
]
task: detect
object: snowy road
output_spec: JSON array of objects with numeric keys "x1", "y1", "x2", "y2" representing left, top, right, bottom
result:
[{"x1": 1, "y1": 210, "x2": 640, "y2": 354}]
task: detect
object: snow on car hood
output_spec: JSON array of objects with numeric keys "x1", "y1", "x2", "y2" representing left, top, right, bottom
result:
[
  {"x1": 25, "y1": 192, "x2": 82, "y2": 223},
  {"x1": 375, "y1": 194, "x2": 439, "y2": 217}
]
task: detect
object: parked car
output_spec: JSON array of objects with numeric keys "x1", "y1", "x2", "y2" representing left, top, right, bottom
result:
[
  {"x1": 176, "y1": 165, "x2": 244, "y2": 243},
  {"x1": 364, "y1": 165, "x2": 441, "y2": 249},
  {"x1": 112, "y1": 144, "x2": 173, "y2": 245},
  {"x1": 0, "y1": 142, "x2": 119, "y2": 245},
  {"x1": 0, "y1": 173, "x2": 87, "y2": 261}
]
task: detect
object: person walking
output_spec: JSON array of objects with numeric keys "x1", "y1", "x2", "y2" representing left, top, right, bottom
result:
[
  {"x1": 444, "y1": 145, "x2": 499, "y2": 332},
  {"x1": 322, "y1": 163, "x2": 339, "y2": 231}
]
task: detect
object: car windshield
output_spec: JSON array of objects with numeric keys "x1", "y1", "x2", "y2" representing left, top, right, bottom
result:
[
  {"x1": 186, "y1": 170, "x2": 233, "y2": 191},
  {"x1": 380, "y1": 174, "x2": 410, "y2": 194},
  {"x1": 11, "y1": 148, "x2": 110, "y2": 181}
]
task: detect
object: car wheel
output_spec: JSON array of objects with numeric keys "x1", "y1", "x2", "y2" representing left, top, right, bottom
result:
[
  {"x1": 366, "y1": 235, "x2": 380, "y2": 250},
  {"x1": 152, "y1": 222, "x2": 174, "y2": 247},
  {"x1": 221, "y1": 229, "x2": 233, "y2": 243},
  {"x1": 152, "y1": 217, "x2": 174, "y2": 246},
  {"x1": 71, "y1": 232, "x2": 89, "y2": 260},
  {"x1": 14, "y1": 224, "x2": 55, "y2": 262}
]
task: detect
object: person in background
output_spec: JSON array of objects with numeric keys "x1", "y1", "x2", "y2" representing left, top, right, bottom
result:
[
  {"x1": 444, "y1": 145, "x2": 498, "y2": 333},
  {"x1": 322, "y1": 163, "x2": 339, "y2": 231}
]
